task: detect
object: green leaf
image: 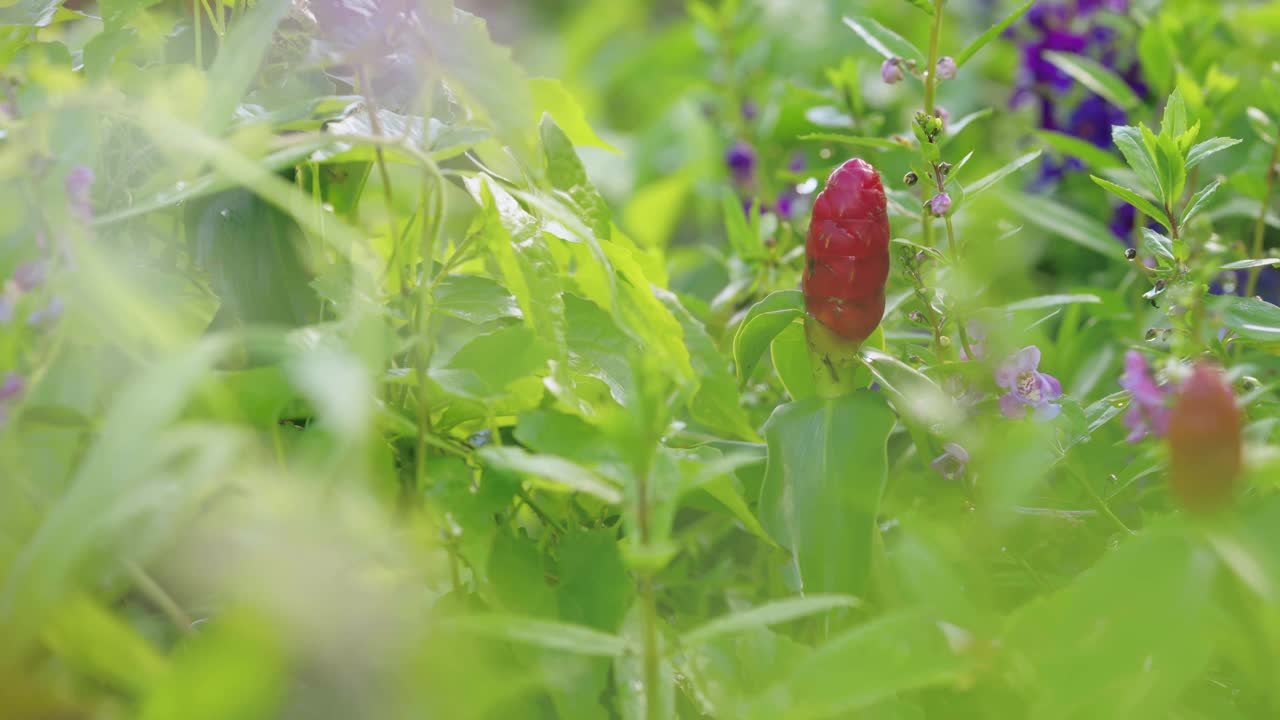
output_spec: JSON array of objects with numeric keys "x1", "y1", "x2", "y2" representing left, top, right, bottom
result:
[
  {"x1": 733, "y1": 290, "x2": 805, "y2": 384},
  {"x1": 797, "y1": 133, "x2": 905, "y2": 151},
  {"x1": 722, "y1": 189, "x2": 766, "y2": 261},
  {"x1": 1185, "y1": 137, "x2": 1242, "y2": 170},
  {"x1": 1221, "y1": 258, "x2": 1280, "y2": 270},
  {"x1": 967, "y1": 150, "x2": 1042, "y2": 196},
  {"x1": 1035, "y1": 130, "x2": 1124, "y2": 170},
  {"x1": 1089, "y1": 175, "x2": 1168, "y2": 228},
  {"x1": 1218, "y1": 296, "x2": 1280, "y2": 342},
  {"x1": 1155, "y1": 132, "x2": 1187, "y2": 206},
  {"x1": 0, "y1": 0, "x2": 64, "y2": 27},
  {"x1": 657, "y1": 289, "x2": 757, "y2": 441},
  {"x1": 1043, "y1": 51, "x2": 1142, "y2": 111},
  {"x1": 1141, "y1": 228, "x2": 1176, "y2": 264},
  {"x1": 842, "y1": 16, "x2": 926, "y2": 65},
  {"x1": 203, "y1": 0, "x2": 292, "y2": 138},
  {"x1": 479, "y1": 446, "x2": 623, "y2": 504},
  {"x1": 443, "y1": 614, "x2": 628, "y2": 657},
  {"x1": 1002, "y1": 531, "x2": 1216, "y2": 719},
  {"x1": 556, "y1": 530, "x2": 633, "y2": 633},
  {"x1": 1137, "y1": 17, "x2": 1177, "y2": 95},
  {"x1": 1160, "y1": 89, "x2": 1188, "y2": 139},
  {"x1": 1002, "y1": 193, "x2": 1120, "y2": 257},
  {"x1": 529, "y1": 77, "x2": 617, "y2": 152},
  {"x1": 758, "y1": 391, "x2": 895, "y2": 597},
  {"x1": 770, "y1": 321, "x2": 817, "y2": 401},
  {"x1": 1111, "y1": 125, "x2": 1164, "y2": 201},
  {"x1": 898, "y1": 0, "x2": 934, "y2": 16},
  {"x1": 1181, "y1": 179, "x2": 1221, "y2": 227},
  {"x1": 682, "y1": 595, "x2": 861, "y2": 646},
  {"x1": 765, "y1": 610, "x2": 970, "y2": 719},
  {"x1": 433, "y1": 274, "x2": 522, "y2": 325},
  {"x1": 940, "y1": 108, "x2": 993, "y2": 145},
  {"x1": 1002, "y1": 294, "x2": 1101, "y2": 312},
  {"x1": 955, "y1": 0, "x2": 1035, "y2": 66},
  {"x1": 541, "y1": 115, "x2": 612, "y2": 239}
]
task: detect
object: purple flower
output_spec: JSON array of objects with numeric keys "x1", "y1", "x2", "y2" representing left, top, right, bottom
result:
[
  {"x1": 1119, "y1": 350, "x2": 1172, "y2": 442},
  {"x1": 927, "y1": 192, "x2": 951, "y2": 216},
  {"x1": 775, "y1": 191, "x2": 796, "y2": 220},
  {"x1": 726, "y1": 141, "x2": 756, "y2": 183},
  {"x1": 741, "y1": 99, "x2": 759, "y2": 121},
  {"x1": 931, "y1": 443, "x2": 969, "y2": 480},
  {"x1": 787, "y1": 152, "x2": 807, "y2": 173},
  {"x1": 936, "y1": 56, "x2": 957, "y2": 80},
  {"x1": 995, "y1": 346, "x2": 1063, "y2": 420},
  {"x1": 11, "y1": 260, "x2": 46, "y2": 292},
  {"x1": 0, "y1": 373, "x2": 24, "y2": 402},
  {"x1": 881, "y1": 58, "x2": 904, "y2": 85},
  {"x1": 66, "y1": 166, "x2": 95, "y2": 222}
]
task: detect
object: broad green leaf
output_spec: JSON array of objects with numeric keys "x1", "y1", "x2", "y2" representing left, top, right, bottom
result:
[
  {"x1": 1111, "y1": 125, "x2": 1164, "y2": 201},
  {"x1": 1137, "y1": 17, "x2": 1177, "y2": 95},
  {"x1": 682, "y1": 595, "x2": 861, "y2": 646},
  {"x1": 433, "y1": 274, "x2": 522, "y2": 325},
  {"x1": 1218, "y1": 296, "x2": 1280, "y2": 342},
  {"x1": 423, "y1": 8, "x2": 540, "y2": 172},
  {"x1": 842, "y1": 16, "x2": 926, "y2": 65},
  {"x1": 956, "y1": 0, "x2": 1035, "y2": 66},
  {"x1": 1185, "y1": 137, "x2": 1242, "y2": 170},
  {"x1": 1141, "y1": 228, "x2": 1176, "y2": 264},
  {"x1": 967, "y1": 150, "x2": 1042, "y2": 196},
  {"x1": 657, "y1": 288, "x2": 757, "y2": 440},
  {"x1": 1036, "y1": 130, "x2": 1123, "y2": 170},
  {"x1": 1090, "y1": 175, "x2": 1167, "y2": 228},
  {"x1": 541, "y1": 115, "x2": 611, "y2": 239},
  {"x1": 203, "y1": 0, "x2": 292, "y2": 138},
  {"x1": 1181, "y1": 179, "x2": 1221, "y2": 226},
  {"x1": 1003, "y1": 294, "x2": 1101, "y2": 312},
  {"x1": 1247, "y1": 106, "x2": 1276, "y2": 144},
  {"x1": 43, "y1": 594, "x2": 167, "y2": 694},
  {"x1": 530, "y1": 77, "x2": 617, "y2": 152},
  {"x1": 557, "y1": 530, "x2": 633, "y2": 633},
  {"x1": 764, "y1": 610, "x2": 970, "y2": 720},
  {"x1": 430, "y1": 324, "x2": 549, "y2": 401},
  {"x1": 733, "y1": 290, "x2": 805, "y2": 384},
  {"x1": 1160, "y1": 89, "x2": 1188, "y2": 139},
  {"x1": 1155, "y1": 132, "x2": 1187, "y2": 207},
  {"x1": 1002, "y1": 193, "x2": 1119, "y2": 256},
  {"x1": 479, "y1": 446, "x2": 623, "y2": 504},
  {"x1": 1043, "y1": 51, "x2": 1142, "y2": 111},
  {"x1": 616, "y1": 604, "x2": 676, "y2": 720},
  {"x1": 758, "y1": 391, "x2": 895, "y2": 597},
  {"x1": 770, "y1": 320, "x2": 817, "y2": 400},
  {"x1": 1002, "y1": 531, "x2": 1216, "y2": 719},
  {"x1": 443, "y1": 614, "x2": 628, "y2": 657},
  {"x1": 1221, "y1": 258, "x2": 1280, "y2": 270},
  {"x1": 0, "y1": 0, "x2": 64, "y2": 26},
  {"x1": 899, "y1": 0, "x2": 934, "y2": 16},
  {"x1": 941, "y1": 108, "x2": 993, "y2": 145},
  {"x1": 622, "y1": 171, "x2": 690, "y2": 248},
  {"x1": 798, "y1": 133, "x2": 905, "y2": 151}
]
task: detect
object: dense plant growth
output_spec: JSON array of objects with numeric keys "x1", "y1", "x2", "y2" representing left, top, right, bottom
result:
[{"x1": 2, "y1": 0, "x2": 1280, "y2": 718}]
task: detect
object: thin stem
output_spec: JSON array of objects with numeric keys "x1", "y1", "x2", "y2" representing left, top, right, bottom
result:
[
  {"x1": 357, "y1": 66, "x2": 402, "y2": 291},
  {"x1": 1247, "y1": 141, "x2": 1279, "y2": 297},
  {"x1": 193, "y1": 0, "x2": 203, "y2": 68},
  {"x1": 923, "y1": 0, "x2": 944, "y2": 115},
  {"x1": 1066, "y1": 465, "x2": 1134, "y2": 536},
  {"x1": 125, "y1": 561, "x2": 195, "y2": 636}
]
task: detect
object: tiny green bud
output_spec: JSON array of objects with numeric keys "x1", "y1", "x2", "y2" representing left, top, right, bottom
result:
[{"x1": 939, "y1": 335, "x2": 952, "y2": 349}]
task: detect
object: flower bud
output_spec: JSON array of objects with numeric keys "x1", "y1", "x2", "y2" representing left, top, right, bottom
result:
[
  {"x1": 936, "y1": 56, "x2": 957, "y2": 81},
  {"x1": 903, "y1": 171, "x2": 919, "y2": 186},
  {"x1": 927, "y1": 192, "x2": 951, "y2": 216},
  {"x1": 881, "y1": 58, "x2": 904, "y2": 85},
  {"x1": 939, "y1": 335, "x2": 952, "y2": 349},
  {"x1": 1166, "y1": 361, "x2": 1242, "y2": 513},
  {"x1": 908, "y1": 310, "x2": 926, "y2": 324},
  {"x1": 938, "y1": 162, "x2": 952, "y2": 176},
  {"x1": 1124, "y1": 247, "x2": 1137, "y2": 260}
]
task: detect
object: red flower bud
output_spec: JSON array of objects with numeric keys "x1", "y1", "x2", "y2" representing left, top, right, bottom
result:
[
  {"x1": 802, "y1": 158, "x2": 890, "y2": 346},
  {"x1": 1166, "y1": 361, "x2": 1242, "y2": 513}
]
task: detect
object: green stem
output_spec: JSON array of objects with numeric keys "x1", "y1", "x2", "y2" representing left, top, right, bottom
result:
[
  {"x1": 357, "y1": 66, "x2": 402, "y2": 291},
  {"x1": 1247, "y1": 141, "x2": 1279, "y2": 297},
  {"x1": 922, "y1": 0, "x2": 944, "y2": 115}
]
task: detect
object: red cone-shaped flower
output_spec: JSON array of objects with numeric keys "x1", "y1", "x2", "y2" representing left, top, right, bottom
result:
[
  {"x1": 802, "y1": 158, "x2": 890, "y2": 346},
  {"x1": 1167, "y1": 361, "x2": 1242, "y2": 513}
]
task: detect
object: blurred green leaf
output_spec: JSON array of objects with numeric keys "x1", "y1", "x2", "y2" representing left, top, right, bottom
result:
[
  {"x1": 956, "y1": 0, "x2": 1035, "y2": 66},
  {"x1": 770, "y1": 320, "x2": 817, "y2": 401},
  {"x1": 1003, "y1": 193, "x2": 1120, "y2": 256},
  {"x1": 1036, "y1": 130, "x2": 1124, "y2": 171},
  {"x1": 1221, "y1": 258, "x2": 1280, "y2": 270},
  {"x1": 1218, "y1": 296, "x2": 1280, "y2": 342},
  {"x1": 1090, "y1": 175, "x2": 1167, "y2": 228},
  {"x1": 1185, "y1": 137, "x2": 1242, "y2": 170},
  {"x1": 541, "y1": 114, "x2": 612, "y2": 239},
  {"x1": 683, "y1": 595, "x2": 861, "y2": 647},
  {"x1": 733, "y1": 290, "x2": 805, "y2": 385},
  {"x1": 967, "y1": 150, "x2": 1042, "y2": 196},
  {"x1": 479, "y1": 447, "x2": 623, "y2": 504},
  {"x1": 203, "y1": 0, "x2": 291, "y2": 138},
  {"x1": 798, "y1": 133, "x2": 904, "y2": 151},
  {"x1": 759, "y1": 391, "x2": 895, "y2": 598},
  {"x1": 658, "y1": 289, "x2": 756, "y2": 440},
  {"x1": 1043, "y1": 52, "x2": 1142, "y2": 111},
  {"x1": 1002, "y1": 294, "x2": 1101, "y2": 312},
  {"x1": 842, "y1": 16, "x2": 926, "y2": 65},
  {"x1": 530, "y1": 78, "x2": 616, "y2": 153},
  {"x1": 444, "y1": 614, "x2": 628, "y2": 657}
]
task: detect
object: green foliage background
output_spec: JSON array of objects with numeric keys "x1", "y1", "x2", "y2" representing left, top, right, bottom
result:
[{"x1": 2, "y1": 0, "x2": 1280, "y2": 718}]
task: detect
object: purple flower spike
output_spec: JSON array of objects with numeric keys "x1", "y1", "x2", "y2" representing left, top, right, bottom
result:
[
  {"x1": 1119, "y1": 350, "x2": 1172, "y2": 442},
  {"x1": 995, "y1": 346, "x2": 1063, "y2": 420},
  {"x1": 931, "y1": 443, "x2": 970, "y2": 480},
  {"x1": 936, "y1": 56, "x2": 957, "y2": 80},
  {"x1": 725, "y1": 141, "x2": 756, "y2": 183},
  {"x1": 927, "y1": 192, "x2": 951, "y2": 216},
  {"x1": 881, "y1": 58, "x2": 904, "y2": 85}
]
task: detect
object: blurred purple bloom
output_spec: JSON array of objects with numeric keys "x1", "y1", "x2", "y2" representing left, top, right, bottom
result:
[
  {"x1": 726, "y1": 141, "x2": 756, "y2": 183},
  {"x1": 66, "y1": 166, "x2": 95, "y2": 222},
  {"x1": 996, "y1": 346, "x2": 1063, "y2": 420},
  {"x1": 1118, "y1": 350, "x2": 1171, "y2": 442},
  {"x1": 0, "y1": 373, "x2": 23, "y2": 402},
  {"x1": 741, "y1": 99, "x2": 759, "y2": 121},
  {"x1": 927, "y1": 192, "x2": 951, "y2": 216},
  {"x1": 787, "y1": 152, "x2": 807, "y2": 173},
  {"x1": 12, "y1": 260, "x2": 46, "y2": 292},
  {"x1": 881, "y1": 58, "x2": 904, "y2": 85},
  {"x1": 28, "y1": 296, "x2": 64, "y2": 327},
  {"x1": 0, "y1": 290, "x2": 14, "y2": 324},
  {"x1": 936, "y1": 56, "x2": 957, "y2": 80},
  {"x1": 959, "y1": 321, "x2": 988, "y2": 361},
  {"x1": 775, "y1": 191, "x2": 796, "y2": 220},
  {"x1": 931, "y1": 443, "x2": 969, "y2": 480}
]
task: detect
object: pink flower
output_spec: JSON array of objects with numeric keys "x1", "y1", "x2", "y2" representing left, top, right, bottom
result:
[
  {"x1": 1118, "y1": 350, "x2": 1172, "y2": 442},
  {"x1": 996, "y1": 346, "x2": 1063, "y2": 420},
  {"x1": 927, "y1": 192, "x2": 951, "y2": 216},
  {"x1": 936, "y1": 56, "x2": 957, "y2": 80}
]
